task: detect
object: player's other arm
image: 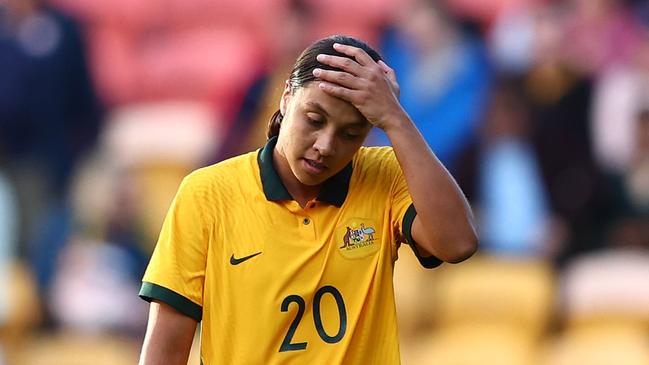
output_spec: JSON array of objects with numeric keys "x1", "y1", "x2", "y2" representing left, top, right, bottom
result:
[
  {"x1": 373, "y1": 66, "x2": 477, "y2": 264},
  {"x1": 388, "y1": 117, "x2": 478, "y2": 263},
  {"x1": 139, "y1": 301, "x2": 197, "y2": 365},
  {"x1": 313, "y1": 44, "x2": 477, "y2": 263}
]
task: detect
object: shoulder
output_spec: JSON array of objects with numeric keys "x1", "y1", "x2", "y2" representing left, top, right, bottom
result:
[
  {"x1": 180, "y1": 150, "x2": 260, "y2": 198},
  {"x1": 350, "y1": 146, "x2": 403, "y2": 191},
  {"x1": 353, "y1": 146, "x2": 400, "y2": 176}
]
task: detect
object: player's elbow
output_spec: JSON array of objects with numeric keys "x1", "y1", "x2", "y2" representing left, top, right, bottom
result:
[
  {"x1": 437, "y1": 230, "x2": 479, "y2": 264},
  {"x1": 444, "y1": 236, "x2": 478, "y2": 263}
]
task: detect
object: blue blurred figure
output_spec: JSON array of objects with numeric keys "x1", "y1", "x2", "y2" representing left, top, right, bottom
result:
[
  {"x1": 0, "y1": 0, "x2": 101, "y2": 296},
  {"x1": 455, "y1": 79, "x2": 555, "y2": 258},
  {"x1": 369, "y1": 0, "x2": 491, "y2": 171}
]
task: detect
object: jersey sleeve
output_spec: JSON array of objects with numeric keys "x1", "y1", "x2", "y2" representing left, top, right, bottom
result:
[
  {"x1": 139, "y1": 173, "x2": 212, "y2": 321},
  {"x1": 387, "y1": 150, "x2": 443, "y2": 269}
]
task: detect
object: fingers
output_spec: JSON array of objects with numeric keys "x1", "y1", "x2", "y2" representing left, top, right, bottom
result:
[
  {"x1": 313, "y1": 68, "x2": 365, "y2": 90},
  {"x1": 316, "y1": 54, "x2": 365, "y2": 76},
  {"x1": 317, "y1": 81, "x2": 361, "y2": 103},
  {"x1": 332, "y1": 43, "x2": 374, "y2": 67}
]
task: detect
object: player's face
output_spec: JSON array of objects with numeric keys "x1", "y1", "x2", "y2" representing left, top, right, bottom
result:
[{"x1": 275, "y1": 83, "x2": 371, "y2": 186}]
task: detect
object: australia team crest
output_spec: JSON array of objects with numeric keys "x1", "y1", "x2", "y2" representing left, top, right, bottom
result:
[{"x1": 336, "y1": 218, "x2": 380, "y2": 259}]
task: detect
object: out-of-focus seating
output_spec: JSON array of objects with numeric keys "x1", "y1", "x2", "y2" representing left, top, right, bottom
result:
[
  {"x1": 12, "y1": 332, "x2": 139, "y2": 365},
  {"x1": 102, "y1": 101, "x2": 222, "y2": 166},
  {"x1": 87, "y1": 27, "x2": 265, "y2": 110},
  {"x1": 393, "y1": 247, "x2": 443, "y2": 339},
  {"x1": 414, "y1": 325, "x2": 540, "y2": 365},
  {"x1": 50, "y1": 0, "x2": 271, "y2": 109},
  {"x1": 539, "y1": 326, "x2": 649, "y2": 365},
  {"x1": 418, "y1": 255, "x2": 556, "y2": 364},
  {"x1": 397, "y1": 255, "x2": 556, "y2": 364},
  {"x1": 51, "y1": 0, "x2": 281, "y2": 30},
  {"x1": 306, "y1": 0, "x2": 405, "y2": 44},
  {"x1": 393, "y1": 247, "x2": 440, "y2": 364},
  {"x1": 433, "y1": 255, "x2": 556, "y2": 340},
  {"x1": 559, "y1": 248, "x2": 649, "y2": 330},
  {"x1": 0, "y1": 261, "x2": 41, "y2": 364}
]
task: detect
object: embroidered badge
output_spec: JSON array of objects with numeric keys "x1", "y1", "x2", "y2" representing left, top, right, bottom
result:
[{"x1": 336, "y1": 218, "x2": 380, "y2": 259}]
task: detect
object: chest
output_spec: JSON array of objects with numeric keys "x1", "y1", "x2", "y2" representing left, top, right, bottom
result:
[{"x1": 208, "y1": 198, "x2": 392, "y2": 293}]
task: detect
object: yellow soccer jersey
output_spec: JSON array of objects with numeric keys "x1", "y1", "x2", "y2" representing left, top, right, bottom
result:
[{"x1": 140, "y1": 136, "x2": 441, "y2": 364}]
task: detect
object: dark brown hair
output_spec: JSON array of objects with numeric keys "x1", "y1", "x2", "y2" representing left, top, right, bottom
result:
[{"x1": 266, "y1": 35, "x2": 382, "y2": 139}]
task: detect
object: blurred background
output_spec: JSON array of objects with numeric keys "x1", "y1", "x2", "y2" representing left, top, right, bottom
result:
[{"x1": 0, "y1": 0, "x2": 648, "y2": 364}]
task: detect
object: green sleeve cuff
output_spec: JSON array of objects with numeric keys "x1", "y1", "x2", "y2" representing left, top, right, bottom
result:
[
  {"x1": 139, "y1": 282, "x2": 203, "y2": 321},
  {"x1": 403, "y1": 204, "x2": 443, "y2": 269}
]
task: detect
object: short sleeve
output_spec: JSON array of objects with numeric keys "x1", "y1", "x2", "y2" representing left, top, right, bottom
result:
[
  {"x1": 139, "y1": 174, "x2": 211, "y2": 321},
  {"x1": 388, "y1": 151, "x2": 443, "y2": 269}
]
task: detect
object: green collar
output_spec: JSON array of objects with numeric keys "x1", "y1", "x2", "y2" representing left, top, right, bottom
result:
[{"x1": 257, "y1": 136, "x2": 352, "y2": 207}]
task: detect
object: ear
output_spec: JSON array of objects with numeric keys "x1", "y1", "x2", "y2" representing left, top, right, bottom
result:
[{"x1": 280, "y1": 80, "x2": 291, "y2": 116}]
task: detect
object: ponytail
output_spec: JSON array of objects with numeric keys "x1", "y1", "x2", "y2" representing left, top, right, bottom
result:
[{"x1": 267, "y1": 109, "x2": 283, "y2": 139}]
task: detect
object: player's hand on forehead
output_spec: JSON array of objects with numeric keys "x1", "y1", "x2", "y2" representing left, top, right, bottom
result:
[
  {"x1": 317, "y1": 43, "x2": 375, "y2": 73},
  {"x1": 313, "y1": 43, "x2": 402, "y2": 130}
]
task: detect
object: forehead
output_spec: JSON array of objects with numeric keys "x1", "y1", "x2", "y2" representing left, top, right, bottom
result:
[{"x1": 293, "y1": 84, "x2": 366, "y2": 126}]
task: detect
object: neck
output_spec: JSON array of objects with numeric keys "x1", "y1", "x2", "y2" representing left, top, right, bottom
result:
[{"x1": 272, "y1": 148, "x2": 321, "y2": 207}]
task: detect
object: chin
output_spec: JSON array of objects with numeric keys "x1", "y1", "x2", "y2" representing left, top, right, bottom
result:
[{"x1": 296, "y1": 173, "x2": 326, "y2": 186}]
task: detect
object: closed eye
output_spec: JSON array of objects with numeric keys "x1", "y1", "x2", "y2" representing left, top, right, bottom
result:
[
  {"x1": 307, "y1": 117, "x2": 324, "y2": 127},
  {"x1": 341, "y1": 130, "x2": 361, "y2": 140},
  {"x1": 306, "y1": 112, "x2": 325, "y2": 127}
]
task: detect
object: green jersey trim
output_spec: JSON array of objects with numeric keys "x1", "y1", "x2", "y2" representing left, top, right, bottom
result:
[
  {"x1": 257, "y1": 136, "x2": 352, "y2": 207},
  {"x1": 139, "y1": 282, "x2": 203, "y2": 321},
  {"x1": 403, "y1": 204, "x2": 443, "y2": 269}
]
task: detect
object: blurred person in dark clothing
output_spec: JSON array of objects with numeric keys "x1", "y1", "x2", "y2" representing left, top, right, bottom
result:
[
  {"x1": 0, "y1": 0, "x2": 101, "y2": 288},
  {"x1": 522, "y1": 6, "x2": 614, "y2": 264},
  {"x1": 557, "y1": 107, "x2": 649, "y2": 333}
]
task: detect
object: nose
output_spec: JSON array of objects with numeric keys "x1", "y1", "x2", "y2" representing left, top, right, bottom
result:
[{"x1": 313, "y1": 131, "x2": 335, "y2": 157}]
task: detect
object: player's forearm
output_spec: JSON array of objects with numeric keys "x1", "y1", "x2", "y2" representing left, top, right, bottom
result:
[{"x1": 384, "y1": 114, "x2": 478, "y2": 262}]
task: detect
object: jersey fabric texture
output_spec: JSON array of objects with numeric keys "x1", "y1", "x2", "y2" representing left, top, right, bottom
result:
[{"x1": 139, "y1": 136, "x2": 442, "y2": 364}]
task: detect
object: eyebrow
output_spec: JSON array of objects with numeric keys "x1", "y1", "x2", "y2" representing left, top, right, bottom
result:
[{"x1": 305, "y1": 101, "x2": 330, "y2": 117}]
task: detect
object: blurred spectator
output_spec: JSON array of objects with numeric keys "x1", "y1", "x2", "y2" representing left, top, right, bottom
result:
[
  {"x1": 604, "y1": 109, "x2": 649, "y2": 226},
  {"x1": 47, "y1": 152, "x2": 149, "y2": 334},
  {"x1": 488, "y1": 4, "x2": 538, "y2": 74},
  {"x1": 49, "y1": 238, "x2": 148, "y2": 334},
  {"x1": 592, "y1": 32, "x2": 649, "y2": 173},
  {"x1": 368, "y1": 0, "x2": 491, "y2": 170},
  {"x1": 0, "y1": 169, "x2": 18, "y2": 325},
  {"x1": 0, "y1": 0, "x2": 101, "y2": 261},
  {"x1": 456, "y1": 79, "x2": 554, "y2": 258},
  {"x1": 443, "y1": 0, "x2": 543, "y2": 31},
  {"x1": 523, "y1": 5, "x2": 613, "y2": 262},
  {"x1": 561, "y1": 0, "x2": 642, "y2": 77}
]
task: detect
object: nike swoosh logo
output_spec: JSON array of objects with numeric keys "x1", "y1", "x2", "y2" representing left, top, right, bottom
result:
[{"x1": 230, "y1": 252, "x2": 262, "y2": 265}]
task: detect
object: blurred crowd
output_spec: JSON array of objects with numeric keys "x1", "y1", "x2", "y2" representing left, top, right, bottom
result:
[{"x1": 0, "y1": 0, "x2": 648, "y2": 364}]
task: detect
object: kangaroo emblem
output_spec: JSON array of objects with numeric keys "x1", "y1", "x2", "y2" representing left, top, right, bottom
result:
[{"x1": 340, "y1": 227, "x2": 353, "y2": 248}]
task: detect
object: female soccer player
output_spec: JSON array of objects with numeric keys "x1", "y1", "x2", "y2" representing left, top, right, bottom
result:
[{"x1": 138, "y1": 35, "x2": 477, "y2": 364}]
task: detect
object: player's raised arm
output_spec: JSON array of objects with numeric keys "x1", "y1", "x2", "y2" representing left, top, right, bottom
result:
[
  {"x1": 139, "y1": 301, "x2": 197, "y2": 365},
  {"x1": 313, "y1": 43, "x2": 478, "y2": 263}
]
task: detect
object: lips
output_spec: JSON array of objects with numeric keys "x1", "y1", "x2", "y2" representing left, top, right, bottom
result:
[{"x1": 302, "y1": 158, "x2": 328, "y2": 175}]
